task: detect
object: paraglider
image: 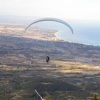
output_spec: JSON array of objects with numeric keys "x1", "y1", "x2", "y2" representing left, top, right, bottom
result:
[
  {"x1": 24, "y1": 18, "x2": 73, "y2": 63},
  {"x1": 46, "y1": 55, "x2": 50, "y2": 63},
  {"x1": 25, "y1": 18, "x2": 73, "y2": 34}
]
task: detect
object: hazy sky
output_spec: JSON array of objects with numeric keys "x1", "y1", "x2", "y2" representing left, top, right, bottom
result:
[{"x1": 0, "y1": 0, "x2": 100, "y2": 22}]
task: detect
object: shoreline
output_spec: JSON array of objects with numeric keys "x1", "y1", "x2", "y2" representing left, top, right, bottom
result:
[
  {"x1": 54, "y1": 30, "x2": 100, "y2": 46},
  {"x1": 54, "y1": 30, "x2": 67, "y2": 42},
  {"x1": 54, "y1": 30, "x2": 63, "y2": 41}
]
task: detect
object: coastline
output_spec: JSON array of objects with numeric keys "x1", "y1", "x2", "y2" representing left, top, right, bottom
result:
[
  {"x1": 54, "y1": 30, "x2": 61, "y2": 41},
  {"x1": 54, "y1": 30, "x2": 65, "y2": 41}
]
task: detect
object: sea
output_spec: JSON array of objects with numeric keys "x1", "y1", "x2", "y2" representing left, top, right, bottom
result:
[{"x1": 31, "y1": 21, "x2": 100, "y2": 46}]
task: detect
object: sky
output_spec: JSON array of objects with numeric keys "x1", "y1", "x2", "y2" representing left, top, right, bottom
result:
[{"x1": 0, "y1": 0, "x2": 100, "y2": 22}]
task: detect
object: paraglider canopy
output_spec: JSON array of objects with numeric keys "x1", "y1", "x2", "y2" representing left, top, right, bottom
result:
[{"x1": 25, "y1": 18, "x2": 73, "y2": 34}]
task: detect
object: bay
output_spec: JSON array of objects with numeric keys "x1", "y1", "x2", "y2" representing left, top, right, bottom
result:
[{"x1": 32, "y1": 21, "x2": 100, "y2": 46}]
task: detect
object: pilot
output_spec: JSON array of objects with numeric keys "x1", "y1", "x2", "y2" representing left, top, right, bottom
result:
[{"x1": 46, "y1": 55, "x2": 50, "y2": 63}]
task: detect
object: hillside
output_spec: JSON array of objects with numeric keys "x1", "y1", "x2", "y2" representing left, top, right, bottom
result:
[
  {"x1": 0, "y1": 23, "x2": 100, "y2": 99},
  {"x1": 0, "y1": 23, "x2": 100, "y2": 65}
]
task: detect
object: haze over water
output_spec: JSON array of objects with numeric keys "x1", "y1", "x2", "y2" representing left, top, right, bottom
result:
[{"x1": 34, "y1": 22, "x2": 100, "y2": 46}]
